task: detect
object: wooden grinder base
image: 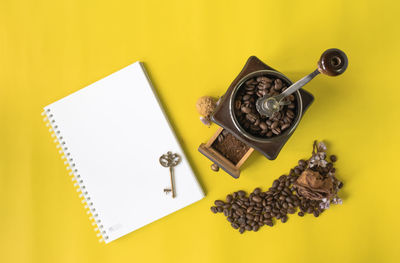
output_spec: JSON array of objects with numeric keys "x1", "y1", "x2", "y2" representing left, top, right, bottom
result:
[{"x1": 198, "y1": 127, "x2": 254, "y2": 178}]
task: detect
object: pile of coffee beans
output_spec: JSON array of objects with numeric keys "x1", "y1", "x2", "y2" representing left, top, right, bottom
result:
[
  {"x1": 233, "y1": 76, "x2": 297, "y2": 138},
  {"x1": 210, "y1": 154, "x2": 342, "y2": 234}
]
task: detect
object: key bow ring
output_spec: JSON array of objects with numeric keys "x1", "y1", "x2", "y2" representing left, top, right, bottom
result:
[{"x1": 159, "y1": 151, "x2": 181, "y2": 168}]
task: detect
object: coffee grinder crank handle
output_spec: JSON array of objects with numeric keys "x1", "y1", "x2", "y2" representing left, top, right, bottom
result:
[{"x1": 275, "y1": 48, "x2": 349, "y2": 103}]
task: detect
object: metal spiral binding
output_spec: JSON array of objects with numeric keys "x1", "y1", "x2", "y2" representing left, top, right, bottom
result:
[{"x1": 42, "y1": 109, "x2": 109, "y2": 243}]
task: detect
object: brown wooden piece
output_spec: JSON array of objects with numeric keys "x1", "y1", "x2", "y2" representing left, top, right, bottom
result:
[{"x1": 198, "y1": 127, "x2": 254, "y2": 179}]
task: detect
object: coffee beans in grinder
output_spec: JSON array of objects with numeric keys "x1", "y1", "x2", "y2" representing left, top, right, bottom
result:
[{"x1": 234, "y1": 76, "x2": 297, "y2": 138}]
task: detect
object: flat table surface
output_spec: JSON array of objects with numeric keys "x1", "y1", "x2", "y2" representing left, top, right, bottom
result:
[{"x1": 1, "y1": 0, "x2": 399, "y2": 262}]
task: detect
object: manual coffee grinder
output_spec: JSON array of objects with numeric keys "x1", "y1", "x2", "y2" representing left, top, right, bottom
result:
[{"x1": 199, "y1": 49, "x2": 348, "y2": 178}]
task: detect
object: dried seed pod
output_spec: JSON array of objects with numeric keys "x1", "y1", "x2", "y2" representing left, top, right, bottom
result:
[{"x1": 196, "y1": 96, "x2": 217, "y2": 117}]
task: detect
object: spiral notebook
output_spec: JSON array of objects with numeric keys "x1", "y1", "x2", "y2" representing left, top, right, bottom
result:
[{"x1": 42, "y1": 62, "x2": 204, "y2": 243}]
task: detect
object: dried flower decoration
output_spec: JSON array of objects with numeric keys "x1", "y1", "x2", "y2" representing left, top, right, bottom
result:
[
  {"x1": 308, "y1": 141, "x2": 328, "y2": 168},
  {"x1": 200, "y1": 116, "x2": 211, "y2": 126},
  {"x1": 294, "y1": 140, "x2": 344, "y2": 209}
]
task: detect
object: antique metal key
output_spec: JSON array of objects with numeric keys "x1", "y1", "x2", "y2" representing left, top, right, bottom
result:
[{"x1": 159, "y1": 151, "x2": 181, "y2": 198}]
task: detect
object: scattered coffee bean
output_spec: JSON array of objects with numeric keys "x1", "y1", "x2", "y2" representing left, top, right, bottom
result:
[
  {"x1": 238, "y1": 190, "x2": 246, "y2": 197},
  {"x1": 253, "y1": 188, "x2": 261, "y2": 195},
  {"x1": 252, "y1": 195, "x2": 262, "y2": 203},
  {"x1": 223, "y1": 203, "x2": 231, "y2": 209},
  {"x1": 298, "y1": 159, "x2": 307, "y2": 167},
  {"x1": 214, "y1": 200, "x2": 224, "y2": 206},
  {"x1": 223, "y1": 208, "x2": 229, "y2": 217},
  {"x1": 246, "y1": 214, "x2": 254, "y2": 220},
  {"x1": 330, "y1": 155, "x2": 337, "y2": 162}
]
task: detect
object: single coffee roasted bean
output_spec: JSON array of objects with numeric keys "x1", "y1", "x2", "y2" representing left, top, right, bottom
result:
[{"x1": 214, "y1": 200, "x2": 224, "y2": 206}]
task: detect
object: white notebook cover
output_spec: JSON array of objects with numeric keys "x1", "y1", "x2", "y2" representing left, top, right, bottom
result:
[{"x1": 43, "y1": 62, "x2": 204, "y2": 243}]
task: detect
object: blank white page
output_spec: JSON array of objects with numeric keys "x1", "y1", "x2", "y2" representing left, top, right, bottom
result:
[{"x1": 43, "y1": 62, "x2": 204, "y2": 243}]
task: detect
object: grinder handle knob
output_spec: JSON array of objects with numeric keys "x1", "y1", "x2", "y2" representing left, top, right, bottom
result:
[{"x1": 317, "y1": 48, "x2": 348, "y2": 76}]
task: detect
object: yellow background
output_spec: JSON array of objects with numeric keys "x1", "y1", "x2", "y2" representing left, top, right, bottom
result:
[{"x1": 1, "y1": 0, "x2": 399, "y2": 262}]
